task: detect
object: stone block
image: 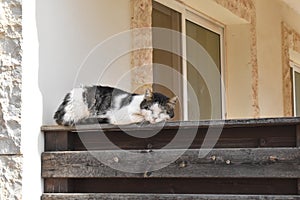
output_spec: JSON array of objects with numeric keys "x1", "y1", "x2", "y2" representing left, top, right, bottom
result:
[{"x1": 0, "y1": 155, "x2": 22, "y2": 200}]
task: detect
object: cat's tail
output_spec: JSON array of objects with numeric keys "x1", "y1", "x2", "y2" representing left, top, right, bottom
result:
[{"x1": 54, "y1": 88, "x2": 90, "y2": 126}]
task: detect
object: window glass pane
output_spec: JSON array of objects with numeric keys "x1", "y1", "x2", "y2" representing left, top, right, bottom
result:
[
  {"x1": 152, "y1": 1, "x2": 183, "y2": 120},
  {"x1": 295, "y1": 71, "x2": 300, "y2": 116},
  {"x1": 186, "y1": 20, "x2": 222, "y2": 120}
]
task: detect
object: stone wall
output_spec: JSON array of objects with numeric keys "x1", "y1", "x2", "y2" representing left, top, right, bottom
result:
[
  {"x1": 282, "y1": 22, "x2": 300, "y2": 116},
  {"x1": 130, "y1": 0, "x2": 153, "y2": 94},
  {"x1": 0, "y1": 0, "x2": 22, "y2": 199}
]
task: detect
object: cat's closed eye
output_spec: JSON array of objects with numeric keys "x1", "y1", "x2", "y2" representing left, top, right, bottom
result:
[
  {"x1": 166, "y1": 110, "x2": 174, "y2": 118},
  {"x1": 142, "y1": 105, "x2": 150, "y2": 110}
]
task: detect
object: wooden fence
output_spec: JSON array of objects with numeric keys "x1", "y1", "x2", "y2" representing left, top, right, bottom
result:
[{"x1": 41, "y1": 118, "x2": 300, "y2": 200}]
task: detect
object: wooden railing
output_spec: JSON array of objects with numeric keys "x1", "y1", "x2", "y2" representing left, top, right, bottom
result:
[{"x1": 41, "y1": 118, "x2": 300, "y2": 200}]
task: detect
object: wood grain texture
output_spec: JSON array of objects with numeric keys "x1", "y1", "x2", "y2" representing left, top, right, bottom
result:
[
  {"x1": 42, "y1": 194, "x2": 300, "y2": 200},
  {"x1": 296, "y1": 125, "x2": 300, "y2": 147},
  {"x1": 44, "y1": 179, "x2": 68, "y2": 193},
  {"x1": 45, "y1": 132, "x2": 70, "y2": 151},
  {"x1": 298, "y1": 179, "x2": 300, "y2": 195},
  {"x1": 41, "y1": 117, "x2": 300, "y2": 132},
  {"x1": 43, "y1": 124, "x2": 297, "y2": 151},
  {"x1": 42, "y1": 148, "x2": 300, "y2": 178},
  {"x1": 41, "y1": 118, "x2": 300, "y2": 197},
  {"x1": 43, "y1": 178, "x2": 297, "y2": 194}
]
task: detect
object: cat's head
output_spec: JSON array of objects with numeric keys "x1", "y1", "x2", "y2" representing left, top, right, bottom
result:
[{"x1": 140, "y1": 89, "x2": 178, "y2": 124}]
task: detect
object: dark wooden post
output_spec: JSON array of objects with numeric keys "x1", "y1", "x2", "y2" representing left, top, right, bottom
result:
[
  {"x1": 296, "y1": 125, "x2": 300, "y2": 147},
  {"x1": 44, "y1": 130, "x2": 71, "y2": 192},
  {"x1": 44, "y1": 131, "x2": 70, "y2": 151},
  {"x1": 44, "y1": 179, "x2": 69, "y2": 193},
  {"x1": 296, "y1": 125, "x2": 300, "y2": 195}
]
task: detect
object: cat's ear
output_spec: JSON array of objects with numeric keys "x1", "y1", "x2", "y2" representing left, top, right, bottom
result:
[
  {"x1": 144, "y1": 88, "x2": 153, "y2": 100},
  {"x1": 168, "y1": 96, "x2": 178, "y2": 108}
]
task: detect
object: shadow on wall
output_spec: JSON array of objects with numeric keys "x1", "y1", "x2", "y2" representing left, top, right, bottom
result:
[{"x1": 36, "y1": 0, "x2": 132, "y2": 124}]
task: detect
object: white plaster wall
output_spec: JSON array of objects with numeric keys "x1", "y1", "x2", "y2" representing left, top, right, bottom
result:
[
  {"x1": 22, "y1": 0, "x2": 43, "y2": 199},
  {"x1": 36, "y1": 0, "x2": 132, "y2": 124},
  {"x1": 22, "y1": 1, "x2": 132, "y2": 199}
]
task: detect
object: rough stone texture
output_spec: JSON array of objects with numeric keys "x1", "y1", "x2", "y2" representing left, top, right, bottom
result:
[
  {"x1": 0, "y1": 0, "x2": 23, "y2": 199},
  {"x1": 215, "y1": 0, "x2": 260, "y2": 118},
  {"x1": 130, "y1": 0, "x2": 153, "y2": 94},
  {"x1": 215, "y1": 0, "x2": 253, "y2": 22},
  {"x1": 0, "y1": 156, "x2": 22, "y2": 200},
  {"x1": 282, "y1": 22, "x2": 300, "y2": 116},
  {"x1": 0, "y1": 0, "x2": 22, "y2": 154}
]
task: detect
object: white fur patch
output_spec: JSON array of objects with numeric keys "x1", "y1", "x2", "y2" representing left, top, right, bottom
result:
[
  {"x1": 63, "y1": 88, "x2": 90, "y2": 124},
  {"x1": 107, "y1": 95, "x2": 145, "y2": 125},
  {"x1": 141, "y1": 103, "x2": 170, "y2": 124},
  {"x1": 141, "y1": 103, "x2": 171, "y2": 124}
]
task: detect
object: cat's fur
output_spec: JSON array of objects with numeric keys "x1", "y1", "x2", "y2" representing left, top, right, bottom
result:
[{"x1": 54, "y1": 85, "x2": 177, "y2": 126}]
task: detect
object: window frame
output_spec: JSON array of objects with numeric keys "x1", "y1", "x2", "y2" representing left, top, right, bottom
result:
[
  {"x1": 154, "y1": 0, "x2": 226, "y2": 120},
  {"x1": 290, "y1": 61, "x2": 300, "y2": 116}
]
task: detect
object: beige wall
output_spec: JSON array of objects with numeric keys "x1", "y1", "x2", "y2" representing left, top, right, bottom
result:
[
  {"x1": 281, "y1": 1, "x2": 300, "y2": 34},
  {"x1": 226, "y1": 24, "x2": 253, "y2": 119},
  {"x1": 183, "y1": 0, "x2": 300, "y2": 119},
  {"x1": 254, "y1": 0, "x2": 300, "y2": 118},
  {"x1": 255, "y1": 0, "x2": 283, "y2": 118}
]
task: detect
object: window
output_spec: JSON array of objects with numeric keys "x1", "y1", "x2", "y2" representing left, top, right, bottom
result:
[
  {"x1": 152, "y1": 1, "x2": 182, "y2": 121},
  {"x1": 290, "y1": 61, "x2": 300, "y2": 116},
  {"x1": 152, "y1": 0, "x2": 225, "y2": 120}
]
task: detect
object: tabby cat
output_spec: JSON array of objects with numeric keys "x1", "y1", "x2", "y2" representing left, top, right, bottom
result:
[{"x1": 54, "y1": 85, "x2": 177, "y2": 126}]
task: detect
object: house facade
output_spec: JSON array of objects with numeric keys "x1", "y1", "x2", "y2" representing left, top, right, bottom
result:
[{"x1": 0, "y1": 0, "x2": 300, "y2": 199}]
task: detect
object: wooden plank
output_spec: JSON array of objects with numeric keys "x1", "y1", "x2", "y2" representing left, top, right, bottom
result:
[
  {"x1": 41, "y1": 117, "x2": 300, "y2": 132},
  {"x1": 42, "y1": 193, "x2": 300, "y2": 200},
  {"x1": 44, "y1": 125, "x2": 296, "y2": 151},
  {"x1": 44, "y1": 179, "x2": 68, "y2": 193},
  {"x1": 297, "y1": 125, "x2": 300, "y2": 147},
  {"x1": 298, "y1": 179, "x2": 300, "y2": 195},
  {"x1": 296, "y1": 125, "x2": 300, "y2": 195},
  {"x1": 42, "y1": 148, "x2": 300, "y2": 178},
  {"x1": 43, "y1": 178, "x2": 297, "y2": 194},
  {"x1": 43, "y1": 118, "x2": 298, "y2": 151},
  {"x1": 44, "y1": 132, "x2": 70, "y2": 151}
]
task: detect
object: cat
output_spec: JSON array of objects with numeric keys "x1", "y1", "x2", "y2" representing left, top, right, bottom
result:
[{"x1": 54, "y1": 85, "x2": 178, "y2": 126}]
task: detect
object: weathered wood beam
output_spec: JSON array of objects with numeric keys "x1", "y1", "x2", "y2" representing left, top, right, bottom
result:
[
  {"x1": 41, "y1": 193, "x2": 300, "y2": 200},
  {"x1": 296, "y1": 125, "x2": 300, "y2": 147},
  {"x1": 297, "y1": 125, "x2": 300, "y2": 194},
  {"x1": 45, "y1": 131, "x2": 70, "y2": 151},
  {"x1": 42, "y1": 148, "x2": 300, "y2": 178},
  {"x1": 44, "y1": 179, "x2": 68, "y2": 193},
  {"x1": 41, "y1": 117, "x2": 300, "y2": 132}
]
